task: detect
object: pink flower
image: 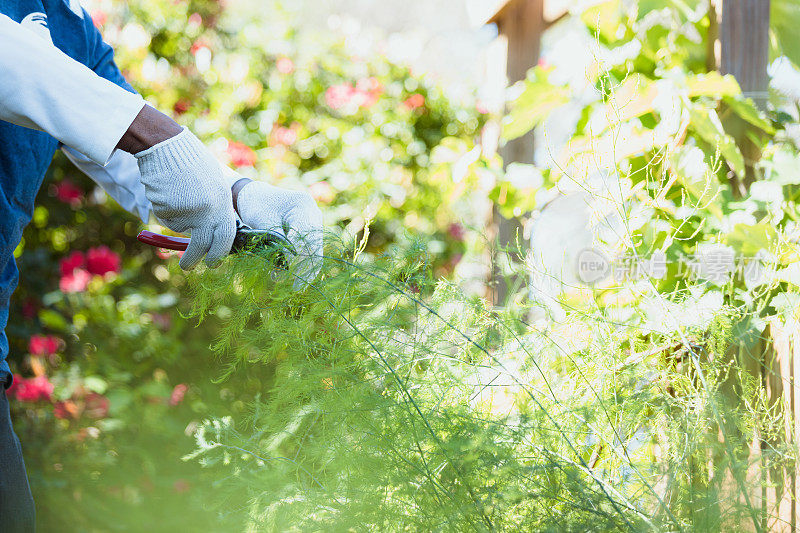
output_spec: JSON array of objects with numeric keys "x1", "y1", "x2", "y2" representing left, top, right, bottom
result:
[
  {"x1": 7, "y1": 375, "x2": 54, "y2": 403},
  {"x1": 325, "y1": 83, "x2": 355, "y2": 110},
  {"x1": 309, "y1": 181, "x2": 334, "y2": 204},
  {"x1": 84, "y1": 392, "x2": 110, "y2": 419},
  {"x1": 86, "y1": 246, "x2": 120, "y2": 277},
  {"x1": 90, "y1": 9, "x2": 107, "y2": 28},
  {"x1": 403, "y1": 93, "x2": 425, "y2": 110},
  {"x1": 54, "y1": 180, "x2": 84, "y2": 206},
  {"x1": 59, "y1": 251, "x2": 85, "y2": 277},
  {"x1": 60, "y1": 268, "x2": 91, "y2": 293},
  {"x1": 355, "y1": 77, "x2": 382, "y2": 108},
  {"x1": 29, "y1": 335, "x2": 62, "y2": 357},
  {"x1": 447, "y1": 223, "x2": 466, "y2": 242},
  {"x1": 276, "y1": 56, "x2": 294, "y2": 75},
  {"x1": 270, "y1": 125, "x2": 298, "y2": 147},
  {"x1": 226, "y1": 141, "x2": 257, "y2": 167},
  {"x1": 169, "y1": 383, "x2": 188, "y2": 406},
  {"x1": 187, "y1": 12, "x2": 203, "y2": 28}
]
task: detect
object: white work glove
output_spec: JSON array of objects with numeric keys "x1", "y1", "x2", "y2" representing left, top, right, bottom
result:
[
  {"x1": 135, "y1": 128, "x2": 237, "y2": 270},
  {"x1": 228, "y1": 168, "x2": 323, "y2": 287}
]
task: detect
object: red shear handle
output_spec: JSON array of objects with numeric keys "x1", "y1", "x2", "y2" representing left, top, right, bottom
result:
[{"x1": 137, "y1": 230, "x2": 190, "y2": 251}]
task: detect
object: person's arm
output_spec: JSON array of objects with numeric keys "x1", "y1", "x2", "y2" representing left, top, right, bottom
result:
[{"x1": 0, "y1": 13, "x2": 145, "y2": 165}]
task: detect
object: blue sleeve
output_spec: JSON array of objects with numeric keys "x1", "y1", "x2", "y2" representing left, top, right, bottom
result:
[{"x1": 81, "y1": 10, "x2": 138, "y2": 95}]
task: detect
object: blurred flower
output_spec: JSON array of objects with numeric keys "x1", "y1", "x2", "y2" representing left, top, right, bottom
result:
[
  {"x1": 403, "y1": 93, "x2": 425, "y2": 110},
  {"x1": 325, "y1": 83, "x2": 355, "y2": 110},
  {"x1": 90, "y1": 9, "x2": 107, "y2": 28},
  {"x1": 173, "y1": 479, "x2": 191, "y2": 493},
  {"x1": 190, "y1": 39, "x2": 209, "y2": 56},
  {"x1": 309, "y1": 181, "x2": 335, "y2": 204},
  {"x1": 172, "y1": 99, "x2": 191, "y2": 116},
  {"x1": 86, "y1": 246, "x2": 121, "y2": 276},
  {"x1": 276, "y1": 56, "x2": 294, "y2": 75},
  {"x1": 226, "y1": 141, "x2": 257, "y2": 167},
  {"x1": 7, "y1": 375, "x2": 54, "y2": 402},
  {"x1": 84, "y1": 392, "x2": 110, "y2": 419},
  {"x1": 169, "y1": 383, "x2": 188, "y2": 406},
  {"x1": 326, "y1": 78, "x2": 382, "y2": 111},
  {"x1": 60, "y1": 251, "x2": 85, "y2": 276},
  {"x1": 21, "y1": 298, "x2": 38, "y2": 320},
  {"x1": 54, "y1": 180, "x2": 84, "y2": 206},
  {"x1": 53, "y1": 400, "x2": 79, "y2": 420},
  {"x1": 355, "y1": 77, "x2": 382, "y2": 108},
  {"x1": 447, "y1": 222, "x2": 466, "y2": 242},
  {"x1": 187, "y1": 12, "x2": 202, "y2": 28},
  {"x1": 151, "y1": 312, "x2": 172, "y2": 331},
  {"x1": 59, "y1": 268, "x2": 91, "y2": 293},
  {"x1": 476, "y1": 101, "x2": 490, "y2": 115},
  {"x1": 270, "y1": 124, "x2": 298, "y2": 147},
  {"x1": 29, "y1": 335, "x2": 62, "y2": 357}
]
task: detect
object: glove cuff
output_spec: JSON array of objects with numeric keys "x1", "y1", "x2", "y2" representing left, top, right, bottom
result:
[{"x1": 134, "y1": 128, "x2": 205, "y2": 170}]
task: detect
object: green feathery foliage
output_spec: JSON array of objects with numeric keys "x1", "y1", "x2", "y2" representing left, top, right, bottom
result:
[{"x1": 182, "y1": 234, "x2": 793, "y2": 531}]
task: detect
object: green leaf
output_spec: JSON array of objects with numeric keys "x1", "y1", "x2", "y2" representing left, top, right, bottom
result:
[
  {"x1": 722, "y1": 96, "x2": 776, "y2": 134},
  {"x1": 771, "y1": 0, "x2": 800, "y2": 67},
  {"x1": 38, "y1": 309, "x2": 68, "y2": 332},
  {"x1": 502, "y1": 67, "x2": 569, "y2": 141},
  {"x1": 688, "y1": 105, "x2": 745, "y2": 177},
  {"x1": 724, "y1": 223, "x2": 777, "y2": 256},
  {"x1": 670, "y1": 146, "x2": 723, "y2": 218}
]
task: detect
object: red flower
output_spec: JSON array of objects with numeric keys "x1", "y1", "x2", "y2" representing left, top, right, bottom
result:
[
  {"x1": 447, "y1": 223, "x2": 466, "y2": 242},
  {"x1": 403, "y1": 93, "x2": 425, "y2": 110},
  {"x1": 7, "y1": 375, "x2": 54, "y2": 403},
  {"x1": 226, "y1": 141, "x2": 257, "y2": 167},
  {"x1": 59, "y1": 268, "x2": 91, "y2": 293},
  {"x1": 59, "y1": 251, "x2": 85, "y2": 277},
  {"x1": 21, "y1": 299, "x2": 38, "y2": 320},
  {"x1": 276, "y1": 56, "x2": 294, "y2": 75},
  {"x1": 53, "y1": 400, "x2": 79, "y2": 419},
  {"x1": 86, "y1": 246, "x2": 120, "y2": 276},
  {"x1": 84, "y1": 392, "x2": 110, "y2": 419},
  {"x1": 169, "y1": 383, "x2": 188, "y2": 406},
  {"x1": 29, "y1": 335, "x2": 62, "y2": 357},
  {"x1": 190, "y1": 39, "x2": 209, "y2": 56},
  {"x1": 90, "y1": 9, "x2": 107, "y2": 28},
  {"x1": 173, "y1": 99, "x2": 191, "y2": 116},
  {"x1": 54, "y1": 180, "x2": 84, "y2": 206},
  {"x1": 325, "y1": 83, "x2": 355, "y2": 110}
]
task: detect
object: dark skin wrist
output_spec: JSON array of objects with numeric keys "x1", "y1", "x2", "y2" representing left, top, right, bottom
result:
[{"x1": 115, "y1": 104, "x2": 183, "y2": 154}]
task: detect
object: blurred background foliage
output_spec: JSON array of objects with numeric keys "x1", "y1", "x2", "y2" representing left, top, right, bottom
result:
[
  {"x1": 9, "y1": 0, "x2": 800, "y2": 530},
  {"x1": 7, "y1": 0, "x2": 489, "y2": 530}
]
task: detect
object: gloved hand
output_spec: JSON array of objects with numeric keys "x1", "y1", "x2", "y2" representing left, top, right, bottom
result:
[
  {"x1": 228, "y1": 167, "x2": 323, "y2": 286},
  {"x1": 135, "y1": 128, "x2": 237, "y2": 270}
]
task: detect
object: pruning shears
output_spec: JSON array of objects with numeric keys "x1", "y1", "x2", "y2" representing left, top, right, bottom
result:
[{"x1": 137, "y1": 222, "x2": 294, "y2": 266}]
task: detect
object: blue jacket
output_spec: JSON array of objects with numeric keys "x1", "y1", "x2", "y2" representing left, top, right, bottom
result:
[{"x1": 0, "y1": 0, "x2": 136, "y2": 382}]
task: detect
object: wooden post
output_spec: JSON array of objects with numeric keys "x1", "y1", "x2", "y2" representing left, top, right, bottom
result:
[
  {"x1": 712, "y1": 0, "x2": 771, "y2": 194},
  {"x1": 490, "y1": 0, "x2": 544, "y2": 306},
  {"x1": 716, "y1": 0, "x2": 770, "y2": 109}
]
